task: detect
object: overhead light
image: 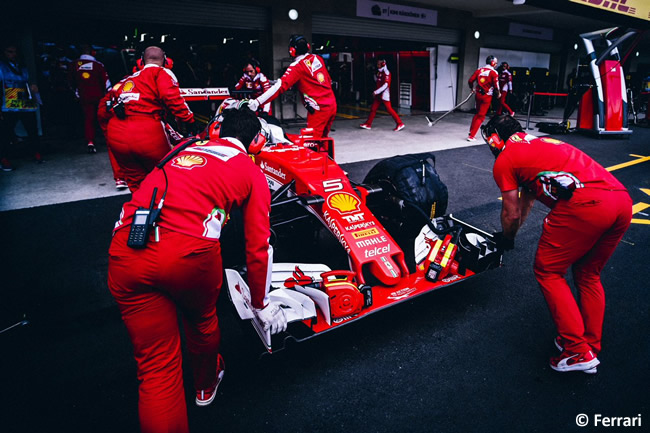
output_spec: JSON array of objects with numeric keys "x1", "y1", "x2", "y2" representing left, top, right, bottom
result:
[
  {"x1": 474, "y1": 31, "x2": 480, "y2": 39},
  {"x1": 513, "y1": 0, "x2": 526, "y2": 4},
  {"x1": 636, "y1": 51, "x2": 640, "y2": 57},
  {"x1": 140, "y1": 33, "x2": 147, "y2": 43},
  {"x1": 574, "y1": 43, "x2": 578, "y2": 50},
  {"x1": 161, "y1": 34, "x2": 169, "y2": 43},
  {"x1": 288, "y1": 9, "x2": 299, "y2": 20}
]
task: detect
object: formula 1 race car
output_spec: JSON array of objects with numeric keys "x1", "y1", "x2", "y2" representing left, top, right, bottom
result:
[{"x1": 185, "y1": 92, "x2": 503, "y2": 354}]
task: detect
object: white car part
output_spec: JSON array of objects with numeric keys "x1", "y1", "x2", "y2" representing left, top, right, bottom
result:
[
  {"x1": 226, "y1": 263, "x2": 333, "y2": 351},
  {"x1": 268, "y1": 289, "x2": 316, "y2": 323},
  {"x1": 270, "y1": 262, "x2": 331, "y2": 287},
  {"x1": 226, "y1": 269, "x2": 271, "y2": 349},
  {"x1": 270, "y1": 263, "x2": 332, "y2": 325},
  {"x1": 414, "y1": 224, "x2": 440, "y2": 265}
]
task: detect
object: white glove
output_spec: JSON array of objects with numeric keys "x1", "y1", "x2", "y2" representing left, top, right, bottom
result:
[
  {"x1": 254, "y1": 302, "x2": 287, "y2": 334},
  {"x1": 247, "y1": 99, "x2": 260, "y2": 112}
]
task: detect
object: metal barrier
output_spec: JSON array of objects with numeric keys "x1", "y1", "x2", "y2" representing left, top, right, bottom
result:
[{"x1": 526, "y1": 91, "x2": 569, "y2": 130}]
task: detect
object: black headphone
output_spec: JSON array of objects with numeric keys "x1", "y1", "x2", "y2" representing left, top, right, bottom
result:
[
  {"x1": 289, "y1": 35, "x2": 311, "y2": 57},
  {"x1": 140, "y1": 50, "x2": 171, "y2": 69},
  {"x1": 486, "y1": 55, "x2": 497, "y2": 67}
]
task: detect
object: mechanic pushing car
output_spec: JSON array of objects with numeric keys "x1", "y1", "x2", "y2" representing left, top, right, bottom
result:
[
  {"x1": 99, "y1": 46, "x2": 195, "y2": 192},
  {"x1": 247, "y1": 35, "x2": 337, "y2": 137},
  {"x1": 467, "y1": 55, "x2": 500, "y2": 142},
  {"x1": 107, "y1": 107, "x2": 287, "y2": 433},
  {"x1": 484, "y1": 114, "x2": 632, "y2": 374}
]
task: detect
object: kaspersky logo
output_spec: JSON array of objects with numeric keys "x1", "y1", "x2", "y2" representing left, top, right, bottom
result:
[{"x1": 328, "y1": 192, "x2": 360, "y2": 214}]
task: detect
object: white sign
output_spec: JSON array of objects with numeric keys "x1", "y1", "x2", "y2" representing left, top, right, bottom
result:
[{"x1": 357, "y1": 0, "x2": 437, "y2": 26}]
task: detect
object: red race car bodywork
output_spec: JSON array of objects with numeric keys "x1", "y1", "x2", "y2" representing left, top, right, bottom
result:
[{"x1": 182, "y1": 92, "x2": 502, "y2": 353}]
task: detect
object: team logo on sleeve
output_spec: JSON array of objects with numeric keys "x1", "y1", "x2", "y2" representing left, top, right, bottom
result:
[
  {"x1": 317, "y1": 72, "x2": 325, "y2": 83},
  {"x1": 171, "y1": 154, "x2": 207, "y2": 169}
]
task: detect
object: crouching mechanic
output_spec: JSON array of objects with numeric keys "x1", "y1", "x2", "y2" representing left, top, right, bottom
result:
[
  {"x1": 247, "y1": 35, "x2": 336, "y2": 137},
  {"x1": 107, "y1": 107, "x2": 287, "y2": 433},
  {"x1": 484, "y1": 114, "x2": 632, "y2": 373}
]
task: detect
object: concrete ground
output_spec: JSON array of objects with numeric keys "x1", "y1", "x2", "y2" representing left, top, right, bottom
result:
[{"x1": 0, "y1": 106, "x2": 564, "y2": 211}]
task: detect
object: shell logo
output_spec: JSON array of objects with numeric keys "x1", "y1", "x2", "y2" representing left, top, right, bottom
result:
[
  {"x1": 171, "y1": 154, "x2": 207, "y2": 169},
  {"x1": 82, "y1": 72, "x2": 90, "y2": 79},
  {"x1": 122, "y1": 81, "x2": 135, "y2": 92},
  {"x1": 317, "y1": 72, "x2": 325, "y2": 83},
  {"x1": 328, "y1": 192, "x2": 360, "y2": 214},
  {"x1": 479, "y1": 77, "x2": 485, "y2": 83}
]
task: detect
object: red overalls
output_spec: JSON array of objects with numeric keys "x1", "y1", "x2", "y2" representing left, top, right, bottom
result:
[
  {"x1": 71, "y1": 54, "x2": 111, "y2": 144},
  {"x1": 496, "y1": 68, "x2": 514, "y2": 116},
  {"x1": 104, "y1": 64, "x2": 194, "y2": 191},
  {"x1": 257, "y1": 53, "x2": 337, "y2": 137},
  {"x1": 108, "y1": 137, "x2": 271, "y2": 433},
  {"x1": 468, "y1": 65, "x2": 499, "y2": 139},
  {"x1": 493, "y1": 133, "x2": 632, "y2": 355},
  {"x1": 363, "y1": 66, "x2": 403, "y2": 127},
  {"x1": 234, "y1": 72, "x2": 272, "y2": 114}
]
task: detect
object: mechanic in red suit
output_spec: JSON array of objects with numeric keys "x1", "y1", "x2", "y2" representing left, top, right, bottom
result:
[
  {"x1": 234, "y1": 61, "x2": 272, "y2": 115},
  {"x1": 108, "y1": 107, "x2": 287, "y2": 433},
  {"x1": 70, "y1": 44, "x2": 111, "y2": 153},
  {"x1": 248, "y1": 35, "x2": 337, "y2": 137},
  {"x1": 467, "y1": 55, "x2": 501, "y2": 141},
  {"x1": 496, "y1": 61, "x2": 515, "y2": 116},
  {"x1": 102, "y1": 46, "x2": 194, "y2": 192},
  {"x1": 359, "y1": 58, "x2": 405, "y2": 132},
  {"x1": 484, "y1": 114, "x2": 632, "y2": 373}
]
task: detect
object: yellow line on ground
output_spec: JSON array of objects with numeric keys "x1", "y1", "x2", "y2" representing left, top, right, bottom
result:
[
  {"x1": 336, "y1": 113, "x2": 360, "y2": 119},
  {"x1": 630, "y1": 154, "x2": 645, "y2": 158},
  {"x1": 632, "y1": 202, "x2": 650, "y2": 214},
  {"x1": 641, "y1": 188, "x2": 650, "y2": 197},
  {"x1": 606, "y1": 155, "x2": 650, "y2": 172},
  {"x1": 631, "y1": 218, "x2": 650, "y2": 225}
]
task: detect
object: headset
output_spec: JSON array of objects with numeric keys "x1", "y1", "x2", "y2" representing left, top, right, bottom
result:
[
  {"x1": 289, "y1": 35, "x2": 311, "y2": 58},
  {"x1": 377, "y1": 59, "x2": 386, "y2": 68},
  {"x1": 481, "y1": 114, "x2": 522, "y2": 158},
  {"x1": 243, "y1": 60, "x2": 261, "y2": 74},
  {"x1": 486, "y1": 55, "x2": 498, "y2": 67},
  {"x1": 137, "y1": 50, "x2": 173, "y2": 70}
]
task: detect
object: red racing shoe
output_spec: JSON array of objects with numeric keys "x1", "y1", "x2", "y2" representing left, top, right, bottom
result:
[
  {"x1": 359, "y1": 123, "x2": 372, "y2": 130},
  {"x1": 550, "y1": 350, "x2": 599, "y2": 373},
  {"x1": 553, "y1": 337, "x2": 598, "y2": 374},
  {"x1": 196, "y1": 354, "x2": 225, "y2": 407}
]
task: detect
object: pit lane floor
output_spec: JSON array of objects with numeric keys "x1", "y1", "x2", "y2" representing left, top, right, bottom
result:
[{"x1": 0, "y1": 110, "x2": 648, "y2": 433}]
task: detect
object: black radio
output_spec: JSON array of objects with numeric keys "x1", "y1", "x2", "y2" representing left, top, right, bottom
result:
[{"x1": 127, "y1": 188, "x2": 160, "y2": 248}]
